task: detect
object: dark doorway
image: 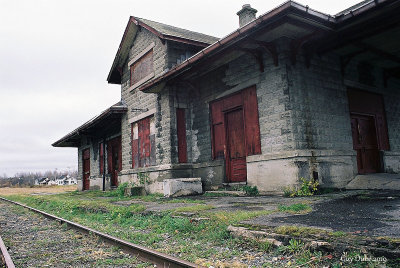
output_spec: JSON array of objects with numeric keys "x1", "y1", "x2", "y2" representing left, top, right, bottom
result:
[
  {"x1": 351, "y1": 113, "x2": 381, "y2": 174},
  {"x1": 347, "y1": 89, "x2": 390, "y2": 174},
  {"x1": 82, "y1": 148, "x2": 90, "y2": 190},
  {"x1": 107, "y1": 136, "x2": 122, "y2": 187},
  {"x1": 225, "y1": 109, "x2": 247, "y2": 182}
]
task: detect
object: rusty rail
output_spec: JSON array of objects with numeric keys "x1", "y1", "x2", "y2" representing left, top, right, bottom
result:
[
  {"x1": 0, "y1": 197, "x2": 201, "y2": 268},
  {"x1": 0, "y1": 233, "x2": 15, "y2": 268}
]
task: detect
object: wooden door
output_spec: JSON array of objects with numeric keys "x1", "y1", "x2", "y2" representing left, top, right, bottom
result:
[
  {"x1": 138, "y1": 117, "x2": 151, "y2": 167},
  {"x1": 225, "y1": 109, "x2": 247, "y2": 182},
  {"x1": 107, "y1": 136, "x2": 122, "y2": 187},
  {"x1": 82, "y1": 148, "x2": 90, "y2": 190},
  {"x1": 351, "y1": 114, "x2": 381, "y2": 174}
]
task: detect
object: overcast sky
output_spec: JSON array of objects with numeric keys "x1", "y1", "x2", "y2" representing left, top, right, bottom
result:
[{"x1": 0, "y1": 0, "x2": 361, "y2": 177}]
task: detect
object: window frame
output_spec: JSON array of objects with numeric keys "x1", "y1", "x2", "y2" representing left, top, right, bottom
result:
[{"x1": 128, "y1": 42, "x2": 155, "y2": 91}]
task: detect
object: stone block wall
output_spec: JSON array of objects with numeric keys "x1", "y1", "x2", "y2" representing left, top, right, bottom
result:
[
  {"x1": 77, "y1": 135, "x2": 118, "y2": 190},
  {"x1": 120, "y1": 28, "x2": 166, "y2": 175},
  {"x1": 113, "y1": 30, "x2": 400, "y2": 193},
  {"x1": 343, "y1": 58, "x2": 400, "y2": 174}
]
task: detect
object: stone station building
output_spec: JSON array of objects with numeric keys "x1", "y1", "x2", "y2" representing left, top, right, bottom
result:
[{"x1": 53, "y1": 0, "x2": 400, "y2": 193}]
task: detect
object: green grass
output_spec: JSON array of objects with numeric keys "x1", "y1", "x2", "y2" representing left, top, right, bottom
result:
[
  {"x1": 331, "y1": 231, "x2": 347, "y2": 237},
  {"x1": 173, "y1": 204, "x2": 214, "y2": 213},
  {"x1": 1, "y1": 192, "x2": 274, "y2": 264},
  {"x1": 278, "y1": 203, "x2": 312, "y2": 213},
  {"x1": 275, "y1": 225, "x2": 326, "y2": 237}
]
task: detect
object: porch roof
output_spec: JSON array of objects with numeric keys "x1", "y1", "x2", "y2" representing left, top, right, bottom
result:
[
  {"x1": 137, "y1": 0, "x2": 400, "y2": 93},
  {"x1": 52, "y1": 101, "x2": 127, "y2": 148}
]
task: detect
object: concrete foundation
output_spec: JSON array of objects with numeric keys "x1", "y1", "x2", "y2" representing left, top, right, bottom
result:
[{"x1": 163, "y1": 178, "x2": 203, "y2": 197}]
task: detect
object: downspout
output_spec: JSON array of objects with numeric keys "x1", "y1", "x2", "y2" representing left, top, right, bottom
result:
[{"x1": 103, "y1": 138, "x2": 106, "y2": 191}]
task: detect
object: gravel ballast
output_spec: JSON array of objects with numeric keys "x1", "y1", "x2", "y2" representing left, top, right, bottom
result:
[{"x1": 0, "y1": 202, "x2": 152, "y2": 267}]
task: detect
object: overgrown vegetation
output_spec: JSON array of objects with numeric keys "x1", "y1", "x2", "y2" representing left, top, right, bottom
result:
[
  {"x1": 1, "y1": 192, "x2": 271, "y2": 264},
  {"x1": 283, "y1": 177, "x2": 319, "y2": 197},
  {"x1": 242, "y1": 185, "x2": 259, "y2": 196},
  {"x1": 278, "y1": 203, "x2": 312, "y2": 214},
  {"x1": 1, "y1": 189, "x2": 395, "y2": 267},
  {"x1": 105, "y1": 182, "x2": 130, "y2": 197}
]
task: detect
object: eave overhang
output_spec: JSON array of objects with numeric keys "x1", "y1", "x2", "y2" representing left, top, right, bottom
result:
[
  {"x1": 137, "y1": 1, "x2": 335, "y2": 92},
  {"x1": 52, "y1": 103, "x2": 127, "y2": 148},
  {"x1": 138, "y1": 0, "x2": 400, "y2": 93}
]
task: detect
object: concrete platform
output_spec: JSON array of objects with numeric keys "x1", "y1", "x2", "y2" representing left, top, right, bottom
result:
[{"x1": 346, "y1": 173, "x2": 400, "y2": 190}]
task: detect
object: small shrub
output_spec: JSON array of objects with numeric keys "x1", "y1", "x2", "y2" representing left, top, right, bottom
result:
[
  {"x1": 137, "y1": 172, "x2": 150, "y2": 186},
  {"x1": 283, "y1": 177, "x2": 319, "y2": 197},
  {"x1": 287, "y1": 239, "x2": 304, "y2": 253},
  {"x1": 278, "y1": 239, "x2": 305, "y2": 254},
  {"x1": 242, "y1": 185, "x2": 259, "y2": 196},
  {"x1": 107, "y1": 182, "x2": 129, "y2": 197}
]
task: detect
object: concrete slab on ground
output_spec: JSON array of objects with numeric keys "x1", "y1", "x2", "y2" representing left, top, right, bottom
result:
[{"x1": 346, "y1": 173, "x2": 400, "y2": 190}]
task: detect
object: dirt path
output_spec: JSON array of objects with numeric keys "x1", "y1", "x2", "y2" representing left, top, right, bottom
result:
[{"x1": 0, "y1": 202, "x2": 151, "y2": 267}]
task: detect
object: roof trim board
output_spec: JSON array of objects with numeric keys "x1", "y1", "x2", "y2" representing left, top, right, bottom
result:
[
  {"x1": 137, "y1": 0, "x2": 398, "y2": 93},
  {"x1": 52, "y1": 102, "x2": 128, "y2": 147}
]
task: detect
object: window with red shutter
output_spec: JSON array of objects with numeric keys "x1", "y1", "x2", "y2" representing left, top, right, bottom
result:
[
  {"x1": 176, "y1": 108, "x2": 187, "y2": 163},
  {"x1": 131, "y1": 116, "x2": 154, "y2": 168}
]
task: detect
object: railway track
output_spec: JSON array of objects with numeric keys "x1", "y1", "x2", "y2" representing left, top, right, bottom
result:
[
  {"x1": 0, "y1": 232, "x2": 15, "y2": 268},
  {"x1": 0, "y1": 197, "x2": 201, "y2": 268}
]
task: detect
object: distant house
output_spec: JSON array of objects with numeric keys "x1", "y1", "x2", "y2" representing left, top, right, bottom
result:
[
  {"x1": 56, "y1": 175, "x2": 68, "y2": 185},
  {"x1": 37, "y1": 177, "x2": 50, "y2": 185},
  {"x1": 54, "y1": 1, "x2": 400, "y2": 193},
  {"x1": 64, "y1": 176, "x2": 78, "y2": 185},
  {"x1": 56, "y1": 175, "x2": 78, "y2": 185},
  {"x1": 47, "y1": 179, "x2": 57, "y2": 186}
]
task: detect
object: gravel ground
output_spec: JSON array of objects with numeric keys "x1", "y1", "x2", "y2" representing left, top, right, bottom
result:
[
  {"x1": 243, "y1": 190, "x2": 400, "y2": 237},
  {"x1": 0, "y1": 202, "x2": 152, "y2": 268}
]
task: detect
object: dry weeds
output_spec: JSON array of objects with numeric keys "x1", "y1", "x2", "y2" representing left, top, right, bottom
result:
[{"x1": 0, "y1": 185, "x2": 77, "y2": 196}]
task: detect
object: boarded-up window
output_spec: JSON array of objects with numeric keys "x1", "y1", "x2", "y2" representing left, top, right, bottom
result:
[
  {"x1": 131, "y1": 116, "x2": 156, "y2": 168},
  {"x1": 176, "y1": 108, "x2": 187, "y2": 163},
  {"x1": 99, "y1": 143, "x2": 104, "y2": 174},
  {"x1": 130, "y1": 50, "x2": 154, "y2": 86}
]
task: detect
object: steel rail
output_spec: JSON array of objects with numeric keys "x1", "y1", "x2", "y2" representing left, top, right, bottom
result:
[
  {"x1": 0, "y1": 197, "x2": 201, "y2": 268},
  {"x1": 0, "y1": 233, "x2": 15, "y2": 268}
]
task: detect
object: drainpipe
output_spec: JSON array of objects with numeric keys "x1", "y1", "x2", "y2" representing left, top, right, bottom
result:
[{"x1": 103, "y1": 139, "x2": 106, "y2": 191}]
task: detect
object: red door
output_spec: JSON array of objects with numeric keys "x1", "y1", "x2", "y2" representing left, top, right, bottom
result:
[
  {"x1": 351, "y1": 114, "x2": 381, "y2": 174},
  {"x1": 107, "y1": 136, "x2": 122, "y2": 187},
  {"x1": 138, "y1": 117, "x2": 151, "y2": 167},
  {"x1": 82, "y1": 148, "x2": 90, "y2": 190},
  {"x1": 225, "y1": 109, "x2": 247, "y2": 182}
]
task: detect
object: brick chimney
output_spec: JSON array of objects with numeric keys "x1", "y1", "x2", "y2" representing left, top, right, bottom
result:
[{"x1": 237, "y1": 4, "x2": 257, "y2": 27}]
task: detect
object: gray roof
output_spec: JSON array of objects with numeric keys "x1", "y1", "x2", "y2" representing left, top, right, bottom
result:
[
  {"x1": 336, "y1": 0, "x2": 373, "y2": 16},
  {"x1": 135, "y1": 17, "x2": 219, "y2": 45}
]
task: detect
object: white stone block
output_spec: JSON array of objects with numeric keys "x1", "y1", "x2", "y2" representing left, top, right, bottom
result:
[{"x1": 163, "y1": 178, "x2": 203, "y2": 197}]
